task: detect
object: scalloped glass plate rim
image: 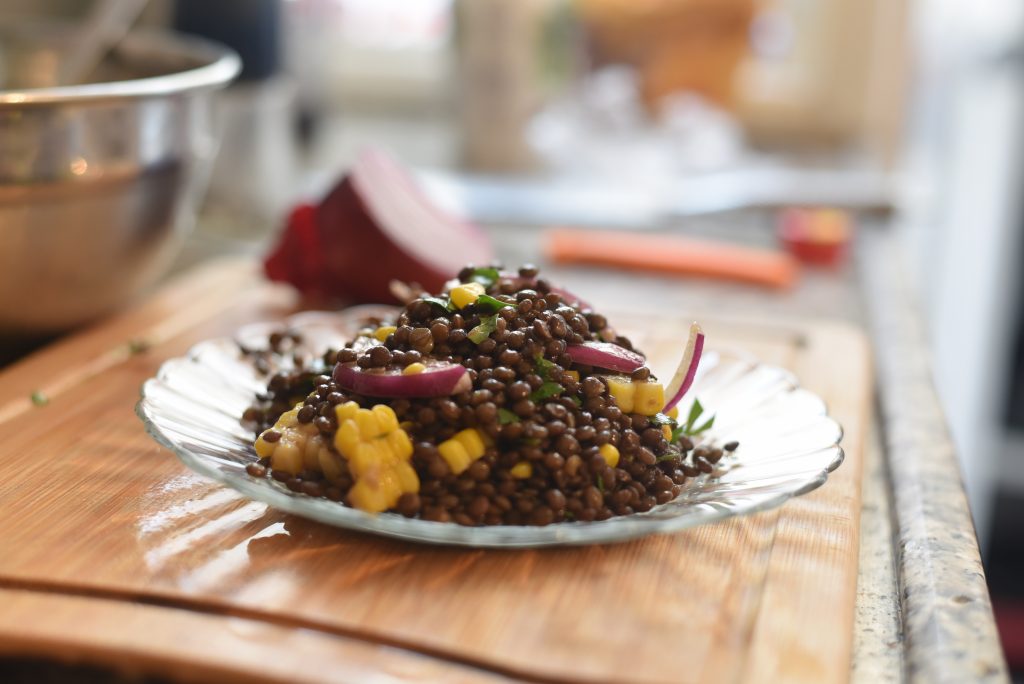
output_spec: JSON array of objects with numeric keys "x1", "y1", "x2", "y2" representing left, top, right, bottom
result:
[{"x1": 135, "y1": 312, "x2": 845, "y2": 548}]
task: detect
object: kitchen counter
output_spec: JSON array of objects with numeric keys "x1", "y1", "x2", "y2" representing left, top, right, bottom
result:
[{"x1": 0, "y1": 211, "x2": 1007, "y2": 682}]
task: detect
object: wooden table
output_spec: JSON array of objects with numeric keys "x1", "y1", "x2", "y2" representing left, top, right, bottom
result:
[{"x1": 0, "y1": 221, "x2": 1008, "y2": 683}]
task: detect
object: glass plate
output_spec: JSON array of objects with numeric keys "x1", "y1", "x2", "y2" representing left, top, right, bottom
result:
[{"x1": 137, "y1": 310, "x2": 844, "y2": 548}]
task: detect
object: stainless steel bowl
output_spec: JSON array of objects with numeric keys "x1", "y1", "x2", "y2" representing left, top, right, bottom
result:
[{"x1": 0, "y1": 22, "x2": 239, "y2": 335}]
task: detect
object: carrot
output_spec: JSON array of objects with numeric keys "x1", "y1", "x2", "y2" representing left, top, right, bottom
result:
[{"x1": 544, "y1": 228, "x2": 799, "y2": 290}]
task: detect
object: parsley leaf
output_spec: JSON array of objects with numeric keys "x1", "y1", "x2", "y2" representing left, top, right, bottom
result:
[
  {"x1": 569, "y1": 395, "x2": 583, "y2": 407},
  {"x1": 596, "y1": 474, "x2": 605, "y2": 492},
  {"x1": 530, "y1": 382, "x2": 564, "y2": 401},
  {"x1": 649, "y1": 413, "x2": 676, "y2": 427},
  {"x1": 468, "y1": 314, "x2": 498, "y2": 343},
  {"x1": 498, "y1": 408, "x2": 520, "y2": 425},
  {"x1": 127, "y1": 338, "x2": 151, "y2": 355},
  {"x1": 675, "y1": 398, "x2": 716, "y2": 439},
  {"x1": 533, "y1": 354, "x2": 558, "y2": 380},
  {"x1": 689, "y1": 414, "x2": 716, "y2": 435},
  {"x1": 468, "y1": 267, "x2": 500, "y2": 288},
  {"x1": 685, "y1": 399, "x2": 705, "y2": 432},
  {"x1": 421, "y1": 296, "x2": 455, "y2": 312},
  {"x1": 30, "y1": 391, "x2": 49, "y2": 407},
  {"x1": 475, "y1": 294, "x2": 511, "y2": 313}
]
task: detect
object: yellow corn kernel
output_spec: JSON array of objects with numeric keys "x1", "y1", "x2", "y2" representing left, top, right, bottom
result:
[
  {"x1": 376, "y1": 438, "x2": 397, "y2": 464},
  {"x1": 323, "y1": 398, "x2": 418, "y2": 512},
  {"x1": 662, "y1": 425, "x2": 673, "y2": 442},
  {"x1": 399, "y1": 420, "x2": 414, "y2": 431},
  {"x1": 254, "y1": 404, "x2": 323, "y2": 472},
  {"x1": 452, "y1": 428, "x2": 486, "y2": 459},
  {"x1": 278, "y1": 408, "x2": 299, "y2": 428},
  {"x1": 373, "y1": 325, "x2": 397, "y2": 342},
  {"x1": 271, "y1": 441, "x2": 303, "y2": 475},
  {"x1": 371, "y1": 404, "x2": 399, "y2": 434},
  {"x1": 394, "y1": 461, "x2": 420, "y2": 494},
  {"x1": 334, "y1": 419, "x2": 360, "y2": 457},
  {"x1": 254, "y1": 435, "x2": 275, "y2": 459},
  {"x1": 599, "y1": 443, "x2": 620, "y2": 468},
  {"x1": 303, "y1": 434, "x2": 324, "y2": 471},
  {"x1": 348, "y1": 478, "x2": 392, "y2": 514},
  {"x1": 319, "y1": 449, "x2": 347, "y2": 484},
  {"x1": 510, "y1": 461, "x2": 533, "y2": 479},
  {"x1": 387, "y1": 428, "x2": 413, "y2": 460},
  {"x1": 633, "y1": 382, "x2": 665, "y2": 416},
  {"x1": 566, "y1": 370, "x2": 580, "y2": 382},
  {"x1": 450, "y1": 282, "x2": 485, "y2": 308},
  {"x1": 606, "y1": 376, "x2": 635, "y2": 413},
  {"x1": 438, "y1": 439, "x2": 472, "y2": 474},
  {"x1": 355, "y1": 408, "x2": 384, "y2": 439},
  {"x1": 402, "y1": 362, "x2": 426, "y2": 375},
  {"x1": 335, "y1": 401, "x2": 360, "y2": 424},
  {"x1": 348, "y1": 442, "x2": 380, "y2": 478}
]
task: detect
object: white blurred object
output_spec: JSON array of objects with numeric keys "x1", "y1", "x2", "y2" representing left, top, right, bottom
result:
[
  {"x1": 528, "y1": 67, "x2": 745, "y2": 180},
  {"x1": 418, "y1": 166, "x2": 893, "y2": 228}
]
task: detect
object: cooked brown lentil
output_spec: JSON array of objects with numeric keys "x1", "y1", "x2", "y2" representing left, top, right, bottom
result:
[{"x1": 240, "y1": 264, "x2": 737, "y2": 525}]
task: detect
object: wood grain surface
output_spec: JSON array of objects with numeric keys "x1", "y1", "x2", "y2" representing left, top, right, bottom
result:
[{"x1": 0, "y1": 260, "x2": 870, "y2": 684}]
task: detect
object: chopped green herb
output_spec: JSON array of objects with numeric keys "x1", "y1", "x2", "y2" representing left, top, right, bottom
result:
[
  {"x1": 670, "y1": 426, "x2": 685, "y2": 443},
  {"x1": 498, "y1": 408, "x2": 521, "y2": 425},
  {"x1": 685, "y1": 399, "x2": 704, "y2": 432},
  {"x1": 569, "y1": 395, "x2": 583, "y2": 408},
  {"x1": 127, "y1": 338, "x2": 151, "y2": 355},
  {"x1": 563, "y1": 510, "x2": 576, "y2": 521},
  {"x1": 657, "y1": 451, "x2": 679, "y2": 463},
  {"x1": 422, "y1": 296, "x2": 455, "y2": 312},
  {"x1": 468, "y1": 267, "x2": 501, "y2": 288},
  {"x1": 468, "y1": 314, "x2": 498, "y2": 343},
  {"x1": 689, "y1": 414, "x2": 716, "y2": 435},
  {"x1": 30, "y1": 391, "x2": 49, "y2": 407},
  {"x1": 475, "y1": 294, "x2": 510, "y2": 313},
  {"x1": 649, "y1": 413, "x2": 676, "y2": 427},
  {"x1": 523, "y1": 437, "x2": 541, "y2": 447},
  {"x1": 530, "y1": 381, "x2": 564, "y2": 401},
  {"x1": 596, "y1": 474, "x2": 605, "y2": 492},
  {"x1": 533, "y1": 354, "x2": 557, "y2": 380},
  {"x1": 677, "y1": 398, "x2": 716, "y2": 438}
]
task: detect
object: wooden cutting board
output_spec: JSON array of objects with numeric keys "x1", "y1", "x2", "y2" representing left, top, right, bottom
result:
[{"x1": 0, "y1": 260, "x2": 870, "y2": 684}]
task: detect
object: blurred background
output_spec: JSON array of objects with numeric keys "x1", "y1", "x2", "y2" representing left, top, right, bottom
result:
[{"x1": 2, "y1": 0, "x2": 1023, "y2": 674}]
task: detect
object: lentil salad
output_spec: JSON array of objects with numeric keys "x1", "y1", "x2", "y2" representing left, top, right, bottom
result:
[{"x1": 242, "y1": 265, "x2": 734, "y2": 526}]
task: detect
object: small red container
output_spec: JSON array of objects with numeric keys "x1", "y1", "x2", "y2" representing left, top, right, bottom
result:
[{"x1": 777, "y1": 208, "x2": 852, "y2": 267}]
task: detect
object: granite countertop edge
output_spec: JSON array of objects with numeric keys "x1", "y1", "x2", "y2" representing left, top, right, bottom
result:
[{"x1": 859, "y1": 227, "x2": 1009, "y2": 683}]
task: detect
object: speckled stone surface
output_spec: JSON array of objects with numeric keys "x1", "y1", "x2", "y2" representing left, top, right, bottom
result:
[
  {"x1": 860, "y1": 227, "x2": 1009, "y2": 683},
  {"x1": 851, "y1": 424, "x2": 904, "y2": 683}
]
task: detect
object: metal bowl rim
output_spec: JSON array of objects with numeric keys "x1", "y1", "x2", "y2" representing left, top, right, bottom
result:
[{"x1": 0, "y1": 22, "x2": 241, "y2": 106}]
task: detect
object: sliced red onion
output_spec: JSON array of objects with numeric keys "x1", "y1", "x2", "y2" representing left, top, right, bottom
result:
[
  {"x1": 565, "y1": 341, "x2": 645, "y2": 373},
  {"x1": 549, "y1": 286, "x2": 591, "y2": 310},
  {"x1": 333, "y1": 361, "x2": 471, "y2": 398},
  {"x1": 662, "y1": 322, "x2": 705, "y2": 413},
  {"x1": 497, "y1": 272, "x2": 592, "y2": 310}
]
